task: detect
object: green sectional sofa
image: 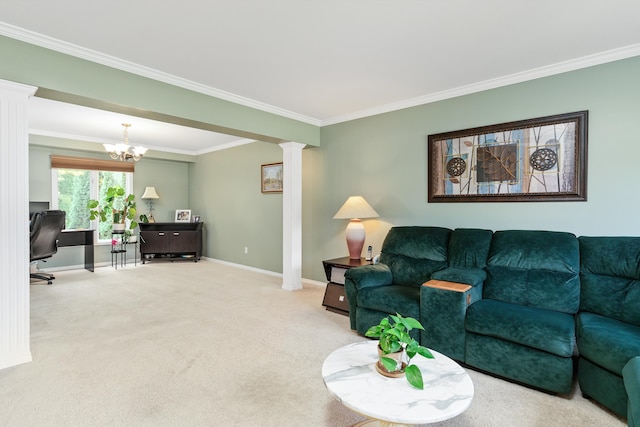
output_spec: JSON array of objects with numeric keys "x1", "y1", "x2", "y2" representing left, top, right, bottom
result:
[{"x1": 344, "y1": 226, "x2": 640, "y2": 423}]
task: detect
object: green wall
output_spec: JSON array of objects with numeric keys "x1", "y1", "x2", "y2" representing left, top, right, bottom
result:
[
  {"x1": 189, "y1": 142, "x2": 284, "y2": 272},
  {"x1": 309, "y1": 56, "x2": 640, "y2": 281},
  {"x1": 1, "y1": 35, "x2": 319, "y2": 146},
  {"x1": 22, "y1": 43, "x2": 640, "y2": 284}
]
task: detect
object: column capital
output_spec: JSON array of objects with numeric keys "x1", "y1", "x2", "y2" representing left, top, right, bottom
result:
[
  {"x1": 279, "y1": 141, "x2": 306, "y2": 151},
  {"x1": 0, "y1": 79, "x2": 37, "y2": 96}
]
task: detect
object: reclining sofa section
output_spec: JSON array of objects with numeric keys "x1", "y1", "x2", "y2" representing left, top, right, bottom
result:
[
  {"x1": 462, "y1": 230, "x2": 579, "y2": 395},
  {"x1": 344, "y1": 226, "x2": 451, "y2": 340},
  {"x1": 344, "y1": 226, "x2": 640, "y2": 420},
  {"x1": 577, "y1": 236, "x2": 640, "y2": 417},
  {"x1": 420, "y1": 230, "x2": 580, "y2": 393}
]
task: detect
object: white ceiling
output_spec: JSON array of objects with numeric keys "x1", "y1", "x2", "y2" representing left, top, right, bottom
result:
[
  {"x1": 2, "y1": 0, "x2": 640, "y2": 154},
  {"x1": 28, "y1": 97, "x2": 248, "y2": 155}
]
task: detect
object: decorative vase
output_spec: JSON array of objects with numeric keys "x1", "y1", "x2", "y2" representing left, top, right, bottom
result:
[{"x1": 375, "y1": 344, "x2": 406, "y2": 378}]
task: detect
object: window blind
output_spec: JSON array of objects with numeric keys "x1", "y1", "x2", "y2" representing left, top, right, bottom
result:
[{"x1": 50, "y1": 155, "x2": 135, "y2": 173}]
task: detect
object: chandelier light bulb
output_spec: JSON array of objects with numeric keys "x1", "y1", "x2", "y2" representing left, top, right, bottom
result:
[{"x1": 103, "y1": 123, "x2": 147, "y2": 162}]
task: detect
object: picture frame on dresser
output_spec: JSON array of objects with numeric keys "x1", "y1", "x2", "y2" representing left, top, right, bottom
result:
[{"x1": 175, "y1": 209, "x2": 191, "y2": 222}]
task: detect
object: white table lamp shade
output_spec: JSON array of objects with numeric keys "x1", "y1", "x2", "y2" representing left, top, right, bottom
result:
[
  {"x1": 141, "y1": 186, "x2": 159, "y2": 199},
  {"x1": 333, "y1": 196, "x2": 378, "y2": 220},
  {"x1": 334, "y1": 196, "x2": 379, "y2": 259}
]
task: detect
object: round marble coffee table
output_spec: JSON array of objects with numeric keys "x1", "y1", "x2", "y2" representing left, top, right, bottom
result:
[{"x1": 322, "y1": 341, "x2": 473, "y2": 426}]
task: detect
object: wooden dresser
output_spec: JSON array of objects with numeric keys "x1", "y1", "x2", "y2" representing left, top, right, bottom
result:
[{"x1": 139, "y1": 222, "x2": 203, "y2": 263}]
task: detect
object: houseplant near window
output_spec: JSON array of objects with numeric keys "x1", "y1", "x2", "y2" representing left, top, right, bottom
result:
[
  {"x1": 87, "y1": 186, "x2": 138, "y2": 236},
  {"x1": 365, "y1": 313, "x2": 434, "y2": 389}
]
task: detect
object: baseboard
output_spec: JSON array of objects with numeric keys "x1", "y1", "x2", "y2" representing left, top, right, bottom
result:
[
  {"x1": 36, "y1": 256, "x2": 326, "y2": 288},
  {"x1": 202, "y1": 257, "x2": 325, "y2": 287}
]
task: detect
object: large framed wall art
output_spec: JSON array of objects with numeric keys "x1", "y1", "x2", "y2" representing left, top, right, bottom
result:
[{"x1": 428, "y1": 111, "x2": 588, "y2": 203}]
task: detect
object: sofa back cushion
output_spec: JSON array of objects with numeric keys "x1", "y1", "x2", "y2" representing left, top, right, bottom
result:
[
  {"x1": 579, "y1": 236, "x2": 640, "y2": 325},
  {"x1": 448, "y1": 228, "x2": 494, "y2": 269},
  {"x1": 484, "y1": 230, "x2": 580, "y2": 314},
  {"x1": 380, "y1": 226, "x2": 450, "y2": 287}
]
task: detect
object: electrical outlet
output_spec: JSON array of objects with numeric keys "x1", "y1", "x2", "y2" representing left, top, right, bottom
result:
[{"x1": 244, "y1": 246, "x2": 248, "y2": 254}]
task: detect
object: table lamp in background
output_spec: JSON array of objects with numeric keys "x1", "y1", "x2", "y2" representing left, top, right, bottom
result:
[
  {"x1": 333, "y1": 196, "x2": 379, "y2": 259},
  {"x1": 141, "y1": 186, "x2": 160, "y2": 223}
]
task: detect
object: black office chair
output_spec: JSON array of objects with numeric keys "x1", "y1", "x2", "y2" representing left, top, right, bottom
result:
[{"x1": 30, "y1": 210, "x2": 66, "y2": 285}]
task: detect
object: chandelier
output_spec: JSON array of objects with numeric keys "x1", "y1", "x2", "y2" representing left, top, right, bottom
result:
[{"x1": 103, "y1": 123, "x2": 148, "y2": 162}]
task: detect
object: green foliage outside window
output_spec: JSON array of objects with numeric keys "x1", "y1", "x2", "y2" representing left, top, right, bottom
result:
[
  {"x1": 97, "y1": 172, "x2": 127, "y2": 240},
  {"x1": 56, "y1": 168, "x2": 129, "y2": 241},
  {"x1": 57, "y1": 169, "x2": 91, "y2": 230}
]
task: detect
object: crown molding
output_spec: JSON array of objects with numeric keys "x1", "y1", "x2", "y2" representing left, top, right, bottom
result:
[
  {"x1": 0, "y1": 22, "x2": 321, "y2": 127},
  {"x1": 321, "y1": 43, "x2": 640, "y2": 126},
  {"x1": 196, "y1": 138, "x2": 256, "y2": 155},
  {"x1": 29, "y1": 127, "x2": 254, "y2": 156},
  {"x1": 3, "y1": 22, "x2": 639, "y2": 130}
]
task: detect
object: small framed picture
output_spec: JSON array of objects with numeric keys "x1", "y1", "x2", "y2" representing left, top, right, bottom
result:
[
  {"x1": 175, "y1": 209, "x2": 191, "y2": 222},
  {"x1": 261, "y1": 162, "x2": 283, "y2": 193},
  {"x1": 192, "y1": 215, "x2": 201, "y2": 223}
]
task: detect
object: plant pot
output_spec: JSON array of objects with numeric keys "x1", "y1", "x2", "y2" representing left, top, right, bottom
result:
[
  {"x1": 375, "y1": 344, "x2": 406, "y2": 378},
  {"x1": 112, "y1": 223, "x2": 125, "y2": 232}
]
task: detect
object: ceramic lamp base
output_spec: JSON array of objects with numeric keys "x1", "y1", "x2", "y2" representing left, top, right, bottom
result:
[{"x1": 345, "y1": 219, "x2": 366, "y2": 259}]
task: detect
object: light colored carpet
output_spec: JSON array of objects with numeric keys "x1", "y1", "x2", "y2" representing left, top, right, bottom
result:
[{"x1": 0, "y1": 260, "x2": 626, "y2": 426}]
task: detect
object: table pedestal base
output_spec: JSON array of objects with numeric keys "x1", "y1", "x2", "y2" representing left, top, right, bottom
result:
[{"x1": 355, "y1": 420, "x2": 409, "y2": 427}]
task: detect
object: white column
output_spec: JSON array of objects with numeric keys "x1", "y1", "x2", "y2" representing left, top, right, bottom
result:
[
  {"x1": 279, "y1": 141, "x2": 305, "y2": 291},
  {"x1": 0, "y1": 80, "x2": 36, "y2": 369}
]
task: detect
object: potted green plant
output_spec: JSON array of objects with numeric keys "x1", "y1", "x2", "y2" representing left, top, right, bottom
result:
[
  {"x1": 87, "y1": 186, "x2": 138, "y2": 233},
  {"x1": 365, "y1": 313, "x2": 434, "y2": 389}
]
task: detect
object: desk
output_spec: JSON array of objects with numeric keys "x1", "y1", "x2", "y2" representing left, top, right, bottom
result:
[
  {"x1": 322, "y1": 341, "x2": 474, "y2": 426},
  {"x1": 57, "y1": 229, "x2": 94, "y2": 272}
]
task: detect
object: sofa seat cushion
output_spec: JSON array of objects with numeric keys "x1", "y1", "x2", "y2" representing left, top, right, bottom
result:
[
  {"x1": 357, "y1": 285, "x2": 420, "y2": 319},
  {"x1": 577, "y1": 311, "x2": 640, "y2": 375},
  {"x1": 466, "y1": 299, "x2": 575, "y2": 357}
]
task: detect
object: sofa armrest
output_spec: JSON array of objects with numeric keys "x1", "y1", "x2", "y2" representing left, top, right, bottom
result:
[
  {"x1": 431, "y1": 267, "x2": 486, "y2": 287},
  {"x1": 344, "y1": 264, "x2": 393, "y2": 330},
  {"x1": 344, "y1": 264, "x2": 393, "y2": 290},
  {"x1": 623, "y1": 356, "x2": 640, "y2": 427},
  {"x1": 420, "y1": 278, "x2": 482, "y2": 362}
]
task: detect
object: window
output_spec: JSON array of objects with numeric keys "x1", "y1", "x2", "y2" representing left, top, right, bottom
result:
[{"x1": 51, "y1": 156, "x2": 133, "y2": 243}]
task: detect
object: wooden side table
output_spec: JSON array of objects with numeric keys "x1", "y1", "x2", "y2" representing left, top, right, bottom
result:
[{"x1": 322, "y1": 257, "x2": 372, "y2": 316}]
